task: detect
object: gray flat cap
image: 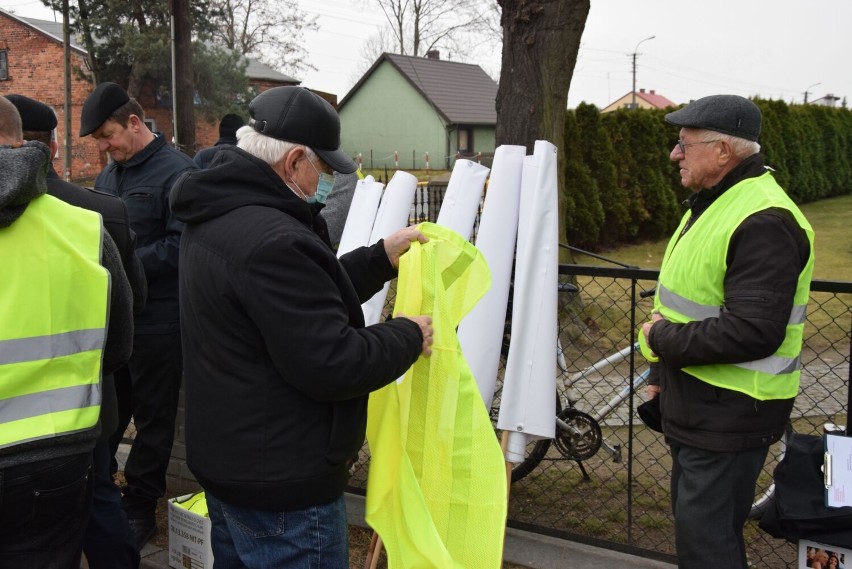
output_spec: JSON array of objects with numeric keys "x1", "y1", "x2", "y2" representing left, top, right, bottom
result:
[{"x1": 665, "y1": 95, "x2": 761, "y2": 141}]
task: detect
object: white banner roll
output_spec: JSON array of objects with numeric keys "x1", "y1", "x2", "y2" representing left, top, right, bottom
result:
[
  {"x1": 435, "y1": 159, "x2": 490, "y2": 240},
  {"x1": 456, "y1": 146, "x2": 526, "y2": 408},
  {"x1": 361, "y1": 170, "x2": 419, "y2": 326},
  {"x1": 337, "y1": 175, "x2": 384, "y2": 257},
  {"x1": 498, "y1": 140, "x2": 559, "y2": 459}
]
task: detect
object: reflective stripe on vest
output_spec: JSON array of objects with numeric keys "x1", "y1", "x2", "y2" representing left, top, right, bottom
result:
[
  {"x1": 0, "y1": 194, "x2": 109, "y2": 450},
  {"x1": 655, "y1": 172, "x2": 814, "y2": 401}
]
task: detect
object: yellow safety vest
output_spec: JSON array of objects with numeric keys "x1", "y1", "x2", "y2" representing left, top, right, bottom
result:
[
  {"x1": 365, "y1": 222, "x2": 507, "y2": 569},
  {"x1": 655, "y1": 172, "x2": 814, "y2": 400},
  {"x1": 0, "y1": 194, "x2": 109, "y2": 449}
]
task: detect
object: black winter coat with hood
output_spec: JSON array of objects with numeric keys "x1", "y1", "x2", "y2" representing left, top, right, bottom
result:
[{"x1": 170, "y1": 146, "x2": 423, "y2": 512}]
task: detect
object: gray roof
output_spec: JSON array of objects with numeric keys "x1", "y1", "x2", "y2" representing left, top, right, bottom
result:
[
  {"x1": 243, "y1": 57, "x2": 299, "y2": 84},
  {"x1": 8, "y1": 10, "x2": 298, "y2": 84},
  {"x1": 339, "y1": 52, "x2": 498, "y2": 125},
  {"x1": 13, "y1": 13, "x2": 87, "y2": 54}
]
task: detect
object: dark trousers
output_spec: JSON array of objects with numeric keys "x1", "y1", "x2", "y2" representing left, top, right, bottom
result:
[
  {"x1": 0, "y1": 453, "x2": 93, "y2": 569},
  {"x1": 671, "y1": 443, "x2": 769, "y2": 569},
  {"x1": 83, "y1": 440, "x2": 140, "y2": 569},
  {"x1": 109, "y1": 329, "x2": 183, "y2": 519}
]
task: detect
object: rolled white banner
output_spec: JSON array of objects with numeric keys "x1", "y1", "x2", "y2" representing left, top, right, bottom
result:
[
  {"x1": 337, "y1": 175, "x2": 384, "y2": 258},
  {"x1": 497, "y1": 140, "x2": 559, "y2": 464},
  {"x1": 361, "y1": 170, "x2": 419, "y2": 326},
  {"x1": 456, "y1": 146, "x2": 526, "y2": 408},
  {"x1": 435, "y1": 159, "x2": 490, "y2": 240}
]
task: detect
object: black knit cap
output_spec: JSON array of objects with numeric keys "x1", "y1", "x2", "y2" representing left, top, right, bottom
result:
[
  {"x1": 219, "y1": 113, "x2": 245, "y2": 138},
  {"x1": 665, "y1": 94, "x2": 762, "y2": 142},
  {"x1": 4, "y1": 94, "x2": 58, "y2": 132},
  {"x1": 79, "y1": 82, "x2": 130, "y2": 137},
  {"x1": 248, "y1": 86, "x2": 356, "y2": 174}
]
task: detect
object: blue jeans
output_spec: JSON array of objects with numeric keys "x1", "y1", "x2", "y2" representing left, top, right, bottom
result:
[
  {"x1": 0, "y1": 452, "x2": 93, "y2": 569},
  {"x1": 671, "y1": 443, "x2": 769, "y2": 569},
  {"x1": 206, "y1": 492, "x2": 349, "y2": 569}
]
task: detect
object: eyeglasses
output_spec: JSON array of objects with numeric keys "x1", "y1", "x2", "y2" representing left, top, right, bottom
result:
[{"x1": 676, "y1": 139, "x2": 721, "y2": 154}]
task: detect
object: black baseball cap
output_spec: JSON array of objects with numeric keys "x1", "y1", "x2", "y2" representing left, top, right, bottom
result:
[
  {"x1": 4, "y1": 94, "x2": 58, "y2": 131},
  {"x1": 79, "y1": 82, "x2": 130, "y2": 137},
  {"x1": 665, "y1": 94, "x2": 762, "y2": 142},
  {"x1": 248, "y1": 86, "x2": 356, "y2": 174}
]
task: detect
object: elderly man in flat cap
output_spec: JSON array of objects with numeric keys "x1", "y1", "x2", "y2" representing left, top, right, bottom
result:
[
  {"x1": 5, "y1": 93, "x2": 144, "y2": 568},
  {"x1": 80, "y1": 82, "x2": 197, "y2": 549},
  {"x1": 170, "y1": 86, "x2": 433, "y2": 568},
  {"x1": 640, "y1": 95, "x2": 814, "y2": 569}
]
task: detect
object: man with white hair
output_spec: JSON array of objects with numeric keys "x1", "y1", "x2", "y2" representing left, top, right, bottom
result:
[
  {"x1": 170, "y1": 86, "x2": 433, "y2": 568},
  {"x1": 640, "y1": 95, "x2": 814, "y2": 568}
]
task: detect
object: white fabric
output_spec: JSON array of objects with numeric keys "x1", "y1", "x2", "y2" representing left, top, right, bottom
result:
[
  {"x1": 497, "y1": 141, "x2": 559, "y2": 463},
  {"x1": 337, "y1": 175, "x2": 384, "y2": 257},
  {"x1": 361, "y1": 170, "x2": 419, "y2": 326},
  {"x1": 435, "y1": 159, "x2": 490, "y2": 240},
  {"x1": 456, "y1": 146, "x2": 526, "y2": 408}
]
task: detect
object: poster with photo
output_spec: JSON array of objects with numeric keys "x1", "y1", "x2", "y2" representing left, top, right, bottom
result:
[{"x1": 799, "y1": 539, "x2": 850, "y2": 568}]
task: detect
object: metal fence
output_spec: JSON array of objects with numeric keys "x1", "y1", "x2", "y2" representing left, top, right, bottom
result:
[{"x1": 347, "y1": 263, "x2": 851, "y2": 567}]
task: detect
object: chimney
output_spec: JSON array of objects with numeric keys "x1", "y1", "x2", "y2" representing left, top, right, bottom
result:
[
  {"x1": 650, "y1": 89, "x2": 656, "y2": 95},
  {"x1": 639, "y1": 88, "x2": 645, "y2": 93},
  {"x1": 426, "y1": 50, "x2": 440, "y2": 60}
]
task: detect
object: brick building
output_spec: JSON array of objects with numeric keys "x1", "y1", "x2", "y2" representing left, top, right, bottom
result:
[{"x1": 0, "y1": 8, "x2": 305, "y2": 181}]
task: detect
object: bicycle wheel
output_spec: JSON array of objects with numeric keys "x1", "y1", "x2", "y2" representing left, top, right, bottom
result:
[{"x1": 490, "y1": 380, "x2": 562, "y2": 483}]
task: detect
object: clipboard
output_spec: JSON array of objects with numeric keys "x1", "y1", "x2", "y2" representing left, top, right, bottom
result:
[{"x1": 824, "y1": 432, "x2": 852, "y2": 508}]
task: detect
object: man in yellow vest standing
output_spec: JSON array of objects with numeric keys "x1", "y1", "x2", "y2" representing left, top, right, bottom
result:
[
  {"x1": 0, "y1": 97, "x2": 134, "y2": 568},
  {"x1": 640, "y1": 95, "x2": 814, "y2": 569}
]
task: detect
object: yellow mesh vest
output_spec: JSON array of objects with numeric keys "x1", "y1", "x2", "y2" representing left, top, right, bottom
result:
[
  {"x1": 0, "y1": 194, "x2": 108, "y2": 449},
  {"x1": 365, "y1": 222, "x2": 507, "y2": 569}
]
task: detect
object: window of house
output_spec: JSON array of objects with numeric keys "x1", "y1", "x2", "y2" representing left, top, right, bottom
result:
[
  {"x1": 144, "y1": 118, "x2": 156, "y2": 132},
  {"x1": 0, "y1": 51, "x2": 8, "y2": 81},
  {"x1": 458, "y1": 127, "x2": 473, "y2": 155}
]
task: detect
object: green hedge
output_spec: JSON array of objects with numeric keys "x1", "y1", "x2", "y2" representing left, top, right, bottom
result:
[{"x1": 562, "y1": 100, "x2": 852, "y2": 249}]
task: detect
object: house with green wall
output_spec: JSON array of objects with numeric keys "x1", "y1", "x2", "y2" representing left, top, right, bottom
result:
[{"x1": 337, "y1": 52, "x2": 497, "y2": 170}]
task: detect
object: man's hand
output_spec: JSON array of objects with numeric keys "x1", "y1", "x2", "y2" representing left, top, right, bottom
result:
[
  {"x1": 641, "y1": 312, "x2": 665, "y2": 348},
  {"x1": 398, "y1": 314, "x2": 433, "y2": 356},
  {"x1": 384, "y1": 225, "x2": 428, "y2": 269},
  {"x1": 645, "y1": 384, "x2": 661, "y2": 399}
]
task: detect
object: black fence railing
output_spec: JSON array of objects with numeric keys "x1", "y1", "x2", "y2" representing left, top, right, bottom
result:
[{"x1": 346, "y1": 265, "x2": 851, "y2": 567}]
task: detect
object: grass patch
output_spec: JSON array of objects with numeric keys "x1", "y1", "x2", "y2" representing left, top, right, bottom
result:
[{"x1": 574, "y1": 193, "x2": 852, "y2": 282}]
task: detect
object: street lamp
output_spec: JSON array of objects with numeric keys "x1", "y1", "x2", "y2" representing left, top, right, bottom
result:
[
  {"x1": 631, "y1": 35, "x2": 656, "y2": 109},
  {"x1": 803, "y1": 82, "x2": 821, "y2": 104}
]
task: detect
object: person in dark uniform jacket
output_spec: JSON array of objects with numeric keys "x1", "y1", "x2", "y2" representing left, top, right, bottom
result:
[
  {"x1": 5, "y1": 93, "x2": 146, "y2": 569},
  {"x1": 79, "y1": 82, "x2": 197, "y2": 549},
  {"x1": 193, "y1": 113, "x2": 244, "y2": 169}
]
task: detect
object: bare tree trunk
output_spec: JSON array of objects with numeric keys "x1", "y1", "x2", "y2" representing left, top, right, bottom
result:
[
  {"x1": 173, "y1": 0, "x2": 196, "y2": 156},
  {"x1": 495, "y1": 0, "x2": 589, "y2": 255}
]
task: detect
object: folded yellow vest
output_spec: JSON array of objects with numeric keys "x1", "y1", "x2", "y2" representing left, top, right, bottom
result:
[{"x1": 366, "y1": 222, "x2": 507, "y2": 569}]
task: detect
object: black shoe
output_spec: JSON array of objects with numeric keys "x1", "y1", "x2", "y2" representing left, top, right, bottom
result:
[{"x1": 127, "y1": 516, "x2": 156, "y2": 550}]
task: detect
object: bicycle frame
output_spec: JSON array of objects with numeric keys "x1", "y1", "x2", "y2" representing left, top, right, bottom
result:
[{"x1": 559, "y1": 342, "x2": 650, "y2": 462}]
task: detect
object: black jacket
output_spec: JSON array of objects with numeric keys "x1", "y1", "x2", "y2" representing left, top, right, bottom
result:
[
  {"x1": 648, "y1": 155, "x2": 811, "y2": 452},
  {"x1": 46, "y1": 167, "x2": 146, "y2": 441},
  {"x1": 192, "y1": 135, "x2": 236, "y2": 169},
  {"x1": 48, "y1": 167, "x2": 147, "y2": 314},
  {"x1": 94, "y1": 134, "x2": 196, "y2": 331},
  {"x1": 171, "y1": 146, "x2": 423, "y2": 511}
]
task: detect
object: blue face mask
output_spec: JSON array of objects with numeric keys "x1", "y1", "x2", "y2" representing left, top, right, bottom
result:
[{"x1": 306, "y1": 160, "x2": 335, "y2": 205}]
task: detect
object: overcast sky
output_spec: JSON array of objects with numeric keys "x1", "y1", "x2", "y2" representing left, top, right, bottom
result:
[{"x1": 7, "y1": 0, "x2": 850, "y2": 109}]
